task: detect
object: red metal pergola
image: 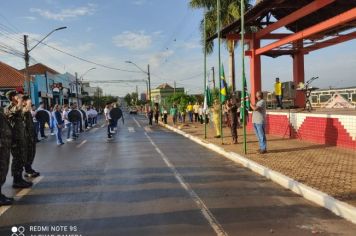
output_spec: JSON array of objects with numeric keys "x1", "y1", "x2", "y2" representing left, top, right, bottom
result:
[{"x1": 209, "y1": 0, "x2": 356, "y2": 106}]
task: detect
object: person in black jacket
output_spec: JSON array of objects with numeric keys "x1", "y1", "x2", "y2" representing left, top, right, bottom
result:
[
  {"x1": 53, "y1": 104, "x2": 64, "y2": 146},
  {"x1": 23, "y1": 96, "x2": 40, "y2": 178}
]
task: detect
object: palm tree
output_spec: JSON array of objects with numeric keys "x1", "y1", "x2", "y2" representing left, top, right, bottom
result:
[{"x1": 189, "y1": 0, "x2": 253, "y2": 92}]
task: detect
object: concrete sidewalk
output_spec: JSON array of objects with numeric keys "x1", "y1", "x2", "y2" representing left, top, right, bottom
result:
[{"x1": 164, "y1": 120, "x2": 356, "y2": 207}]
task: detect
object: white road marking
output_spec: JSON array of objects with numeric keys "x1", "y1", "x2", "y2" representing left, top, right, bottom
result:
[
  {"x1": 132, "y1": 117, "x2": 142, "y2": 128},
  {"x1": 144, "y1": 132, "x2": 228, "y2": 236},
  {"x1": 89, "y1": 127, "x2": 99, "y2": 133},
  {"x1": 0, "y1": 176, "x2": 44, "y2": 216},
  {"x1": 144, "y1": 126, "x2": 153, "y2": 133},
  {"x1": 76, "y1": 140, "x2": 87, "y2": 148},
  {"x1": 128, "y1": 127, "x2": 135, "y2": 133}
]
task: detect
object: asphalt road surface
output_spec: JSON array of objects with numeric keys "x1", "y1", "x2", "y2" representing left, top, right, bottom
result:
[{"x1": 1, "y1": 114, "x2": 356, "y2": 236}]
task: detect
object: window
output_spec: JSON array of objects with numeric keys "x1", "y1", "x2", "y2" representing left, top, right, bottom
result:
[
  {"x1": 311, "y1": 95, "x2": 318, "y2": 103},
  {"x1": 320, "y1": 94, "x2": 331, "y2": 103}
]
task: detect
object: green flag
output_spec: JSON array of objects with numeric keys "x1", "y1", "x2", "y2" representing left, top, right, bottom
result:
[
  {"x1": 204, "y1": 86, "x2": 212, "y2": 110},
  {"x1": 220, "y1": 64, "x2": 228, "y2": 103}
]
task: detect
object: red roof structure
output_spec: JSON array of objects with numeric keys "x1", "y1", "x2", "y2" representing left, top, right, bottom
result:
[
  {"x1": 19, "y1": 63, "x2": 60, "y2": 75},
  {"x1": 208, "y1": 0, "x2": 356, "y2": 107},
  {"x1": 0, "y1": 61, "x2": 25, "y2": 88}
]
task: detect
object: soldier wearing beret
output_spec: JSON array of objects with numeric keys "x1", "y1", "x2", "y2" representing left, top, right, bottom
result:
[
  {"x1": 0, "y1": 107, "x2": 14, "y2": 206},
  {"x1": 4, "y1": 91, "x2": 33, "y2": 188},
  {"x1": 22, "y1": 96, "x2": 40, "y2": 178}
]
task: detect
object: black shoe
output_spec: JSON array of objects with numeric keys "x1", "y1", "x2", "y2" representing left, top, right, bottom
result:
[
  {"x1": 0, "y1": 194, "x2": 14, "y2": 206},
  {"x1": 13, "y1": 178, "x2": 33, "y2": 189},
  {"x1": 25, "y1": 170, "x2": 40, "y2": 178},
  {"x1": 214, "y1": 135, "x2": 221, "y2": 138}
]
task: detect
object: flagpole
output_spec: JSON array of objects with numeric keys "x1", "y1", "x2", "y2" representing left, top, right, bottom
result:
[
  {"x1": 204, "y1": 11, "x2": 207, "y2": 139},
  {"x1": 241, "y1": 0, "x2": 247, "y2": 154},
  {"x1": 217, "y1": 0, "x2": 223, "y2": 144}
]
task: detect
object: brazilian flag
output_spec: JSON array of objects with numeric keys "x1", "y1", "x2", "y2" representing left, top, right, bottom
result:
[{"x1": 220, "y1": 64, "x2": 228, "y2": 103}]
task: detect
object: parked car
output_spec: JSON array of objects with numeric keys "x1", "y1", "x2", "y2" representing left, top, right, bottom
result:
[{"x1": 129, "y1": 107, "x2": 138, "y2": 114}]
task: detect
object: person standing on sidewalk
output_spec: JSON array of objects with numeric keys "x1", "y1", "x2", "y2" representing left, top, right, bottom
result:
[
  {"x1": 274, "y1": 77, "x2": 283, "y2": 109},
  {"x1": 198, "y1": 104, "x2": 204, "y2": 124},
  {"x1": 211, "y1": 99, "x2": 221, "y2": 138},
  {"x1": 154, "y1": 104, "x2": 160, "y2": 124},
  {"x1": 170, "y1": 104, "x2": 178, "y2": 125},
  {"x1": 4, "y1": 91, "x2": 33, "y2": 188},
  {"x1": 22, "y1": 96, "x2": 40, "y2": 178},
  {"x1": 147, "y1": 106, "x2": 153, "y2": 126},
  {"x1": 53, "y1": 104, "x2": 64, "y2": 146},
  {"x1": 250, "y1": 91, "x2": 267, "y2": 154},
  {"x1": 0, "y1": 109, "x2": 14, "y2": 206},
  {"x1": 227, "y1": 96, "x2": 239, "y2": 144},
  {"x1": 187, "y1": 102, "x2": 193, "y2": 123},
  {"x1": 193, "y1": 102, "x2": 200, "y2": 122}
]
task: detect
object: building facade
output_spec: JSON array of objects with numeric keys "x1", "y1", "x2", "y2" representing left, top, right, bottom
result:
[{"x1": 151, "y1": 83, "x2": 184, "y2": 106}]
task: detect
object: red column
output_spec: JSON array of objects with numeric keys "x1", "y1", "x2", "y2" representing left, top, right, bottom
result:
[
  {"x1": 293, "y1": 40, "x2": 305, "y2": 108},
  {"x1": 249, "y1": 35, "x2": 261, "y2": 105}
]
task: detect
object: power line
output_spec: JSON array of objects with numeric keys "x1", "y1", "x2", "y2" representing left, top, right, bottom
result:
[{"x1": 32, "y1": 39, "x2": 143, "y2": 73}]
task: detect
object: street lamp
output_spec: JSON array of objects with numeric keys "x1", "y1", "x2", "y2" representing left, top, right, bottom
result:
[
  {"x1": 125, "y1": 61, "x2": 151, "y2": 102},
  {"x1": 76, "y1": 67, "x2": 96, "y2": 106},
  {"x1": 24, "y1": 26, "x2": 67, "y2": 97}
]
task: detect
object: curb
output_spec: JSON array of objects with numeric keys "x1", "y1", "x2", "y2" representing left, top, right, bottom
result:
[{"x1": 159, "y1": 122, "x2": 356, "y2": 225}]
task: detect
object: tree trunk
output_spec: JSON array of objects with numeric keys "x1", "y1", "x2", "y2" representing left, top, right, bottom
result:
[{"x1": 228, "y1": 40, "x2": 236, "y2": 92}]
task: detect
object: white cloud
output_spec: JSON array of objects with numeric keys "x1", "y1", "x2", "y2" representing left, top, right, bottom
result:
[
  {"x1": 132, "y1": 0, "x2": 148, "y2": 6},
  {"x1": 21, "y1": 16, "x2": 37, "y2": 21},
  {"x1": 149, "y1": 50, "x2": 174, "y2": 67},
  {"x1": 112, "y1": 31, "x2": 152, "y2": 50},
  {"x1": 30, "y1": 4, "x2": 96, "y2": 21}
]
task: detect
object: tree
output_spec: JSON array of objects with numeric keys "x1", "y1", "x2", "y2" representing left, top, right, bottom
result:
[
  {"x1": 124, "y1": 93, "x2": 132, "y2": 106},
  {"x1": 189, "y1": 0, "x2": 253, "y2": 92}
]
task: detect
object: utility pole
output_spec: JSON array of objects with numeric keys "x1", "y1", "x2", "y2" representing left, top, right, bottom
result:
[
  {"x1": 24, "y1": 35, "x2": 31, "y2": 97},
  {"x1": 147, "y1": 64, "x2": 151, "y2": 102},
  {"x1": 174, "y1": 81, "x2": 176, "y2": 95},
  {"x1": 211, "y1": 67, "x2": 216, "y2": 89},
  {"x1": 75, "y1": 72, "x2": 79, "y2": 106}
]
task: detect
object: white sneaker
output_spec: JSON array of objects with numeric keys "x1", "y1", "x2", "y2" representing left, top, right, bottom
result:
[
  {"x1": 50, "y1": 133, "x2": 55, "y2": 136},
  {"x1": 66, "y1": 138, "x2": 73, "y2": 142}
]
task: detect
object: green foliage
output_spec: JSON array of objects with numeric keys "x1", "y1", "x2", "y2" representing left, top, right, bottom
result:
[
  {"x1": 166, "y1": 93, "x2": 197, "y2": 112},
  {"x1": 189, "y1": 0, "x2": 253, "y2": 54}
]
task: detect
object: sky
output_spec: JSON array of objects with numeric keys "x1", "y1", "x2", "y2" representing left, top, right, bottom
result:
[{"x1": 0, "y1": 0, "x2": 355, "y2": 97}]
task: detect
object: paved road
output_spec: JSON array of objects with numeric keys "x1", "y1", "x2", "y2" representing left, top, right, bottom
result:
[{"x1": 1, "y1": 114, "x2": 356, "y2": 236}]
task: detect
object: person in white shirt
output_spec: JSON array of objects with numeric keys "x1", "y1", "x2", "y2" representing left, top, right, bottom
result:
[
  {"x1": 104, "y1": 103, "x2": 113, "y2": 139},
  {"x1": 62, "y1": 104, "x2": 73, "y2": 141}
]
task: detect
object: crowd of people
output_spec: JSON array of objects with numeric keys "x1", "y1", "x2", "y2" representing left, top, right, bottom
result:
[
  {"x1": 146, "y1": 91, "x2": 267, "y2": 154},
  {"x1": 0, "y1": 90, "x2": 99, "y2": 206}
]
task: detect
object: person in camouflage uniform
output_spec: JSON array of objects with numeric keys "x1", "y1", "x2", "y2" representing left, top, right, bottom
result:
[
  {"x1": 22, "y1": 96, "x2": 40, "y2": 178},
  {"x1": 4, "y1": 91, "x2": 33, "y2": 189},
  {"x1": 0, "y1": 109, "x2": 14, "y2": 206}
]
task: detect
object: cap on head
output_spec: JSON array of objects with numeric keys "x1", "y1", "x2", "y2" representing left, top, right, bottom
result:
[{"x1": 5, "y1": 90, "x2": 17, "y2": 101}]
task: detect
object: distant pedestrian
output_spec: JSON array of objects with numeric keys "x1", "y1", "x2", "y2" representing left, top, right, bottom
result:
[
  {"x1": 53, "y1": 104, "x2": 64, "y2": 146},
  {"x1": 227, "y1": 96, "x2": 239, "y2": 144},
  {"x1": 198, "y1": 104, "x2": 204, "y2": 124},
  {"x1": 274, "y1": 77, "x2": 283, "y2": 109},
  {"x1": 211, "y1": 99, "x2": 221, "y2": 138},
  {"x1": 37, "y1": 102, "x2": 47, "y2": 139},
  {"x1": 193, "y1": 102, "x2": 200, "y2": 122},
  {"x1": 162, "y1": 107, "x2": 168, "y2": 124},
  {"x1": 251, "y1": 91, "x2": 267, "y2": 154},
  {"x1": 170, "y1": 104, "x2": 178, "y2": 125},
  {"x1": 154, "y1": 105, "x2": 159, "y2": 124},
  {"x1": 62, "y1": 104, "x2": 72, "y2": 142},
  {"x1": 147, "y1": 107, "x2": 153, "y2": 126},
  {"x1": 187, "y1": 102, "x2": 193, "y2": 122},
  {"x1": 31, "y1": 105, "x2": 40, "y2": 142}
]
